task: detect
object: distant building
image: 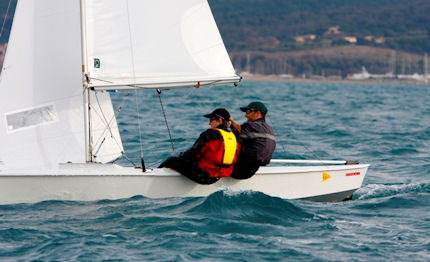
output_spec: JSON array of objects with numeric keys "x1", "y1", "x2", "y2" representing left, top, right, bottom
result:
[
  {"x1": 364, "y1": 35, "x2": 374, "y2": 41},
  {"x1": 295, "y1": 34, "x2": 316, "y2": 43},
  {"x1": 374, "y1": 37, "x2": 385, "y2": 44},
  {"x1": 326, "y1": 26, "x2": 341, "y2": 35},
  {"x1": 364, "y1": 35, "x2": 384, "y2": 44},
  {"x1": 344, "y1": 36, "x2": 357, "y2": 43}
]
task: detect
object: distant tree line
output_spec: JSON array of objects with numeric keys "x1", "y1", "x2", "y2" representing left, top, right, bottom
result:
[
  {"x1": 210, "y1": 0, "x2": 430, "y2": 76},
  {"x1": 1, "y1": 0, "x2": 429, "y2": 76},
  {"x1": 211, "y1": 0, "x2": 430, "y2": 54}
]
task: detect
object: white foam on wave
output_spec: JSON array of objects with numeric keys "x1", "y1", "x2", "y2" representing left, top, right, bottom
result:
[{"x1": 355, "y1": 182, "x2": 429, "y2": 200}]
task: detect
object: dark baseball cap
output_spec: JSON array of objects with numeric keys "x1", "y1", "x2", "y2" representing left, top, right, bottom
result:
[
  {"x1": 240, "y1": 101, "x2": 268, "y2": 114},
  {"x1": 203, "y1": 108, "x2": 230, "y2": 120}
]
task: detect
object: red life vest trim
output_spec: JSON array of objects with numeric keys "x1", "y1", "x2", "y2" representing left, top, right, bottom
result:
[{"x1": 196, "y1": 128, "x2": 240, "y2": 178}]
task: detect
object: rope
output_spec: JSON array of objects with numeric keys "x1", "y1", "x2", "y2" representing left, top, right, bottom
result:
[
  {"x1": 124, "y1": 0, "x2": 136, "y2": 81},
  {"x1": 266, "y1": 115, "x2": 288, "y2": 154},
  {"x1": 0, "y1": 0, "x2": 12, "y2": 42},
  {"x1": 125, "y1": 0, "x2": 146, "y2": 171},
  {"x1": 133, "y1": 90, "x2": 144, "y2": 158},
  {"x1": 97, "y1": 91, "x2": 139, "y2": 168},
  {"x1": 266, "y1": 115, "x2": 330, "y2": 168},
  {"x1": 156, "y1": 88, "x2": 175, "y2": 153},
  {"x1": 92, "y1": 91, "x2": 126, "y2": 154},
  {"x1": 121, "y1": 152, "x2": 138, "y2": 167}
]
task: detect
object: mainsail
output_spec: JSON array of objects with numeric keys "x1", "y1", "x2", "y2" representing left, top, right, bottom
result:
[
  {"x1": 83, "y1": 0, "x2": 240, "y2": 89},
  {"x1": 0, "y1": 0, "x2": 123, "y2": 169}
]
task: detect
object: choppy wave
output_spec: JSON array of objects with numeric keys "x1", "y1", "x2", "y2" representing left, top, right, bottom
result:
[{"x1": 356, "y1": 182, "x2": 430, "y2": 200}]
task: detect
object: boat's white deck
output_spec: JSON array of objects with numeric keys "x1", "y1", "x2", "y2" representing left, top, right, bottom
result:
[{"x1": 0, "y1": 163, "x2": 370, "y2": 176}]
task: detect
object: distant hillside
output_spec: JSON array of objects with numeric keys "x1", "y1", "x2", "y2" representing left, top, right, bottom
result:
[
  {"x1": 210, "y1": 0, "x2": 430, "y2": 76},
  {"x1": 210, "y1": 0, "x2": 430, "y2": 54},
  {"x1": 1, "y1": 0, "x2": 429, "y2": 76}
]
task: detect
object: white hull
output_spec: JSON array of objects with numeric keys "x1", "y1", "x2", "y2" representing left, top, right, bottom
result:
[{"x1": 0, "y1": 163, "x2": 369, "y2": 204}]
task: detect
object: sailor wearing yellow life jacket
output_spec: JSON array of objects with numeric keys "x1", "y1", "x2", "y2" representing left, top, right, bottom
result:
[{"x1": 159, "y1": 108, "x2": 240, "y2": 184}]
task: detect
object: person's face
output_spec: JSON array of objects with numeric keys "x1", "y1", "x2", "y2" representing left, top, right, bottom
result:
[
  {"x1": 209, "y1": 117, "x2": 223, "y2": 128},
  {"x1": 245, "y1": 109, "x2": 262, "y2": 122}
]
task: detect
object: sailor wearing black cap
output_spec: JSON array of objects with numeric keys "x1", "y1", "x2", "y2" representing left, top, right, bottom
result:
[
  {"x1": 159, "y1": 108, "x2": 240, "y2": 184},
  {"x1": 230, "y1": 101, "x2": 276, "y2": 179}
]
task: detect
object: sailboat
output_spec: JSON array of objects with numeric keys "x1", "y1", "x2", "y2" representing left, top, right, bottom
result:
[{"x1": 0, "y1": 0, "x2": 369, "y2": 205}]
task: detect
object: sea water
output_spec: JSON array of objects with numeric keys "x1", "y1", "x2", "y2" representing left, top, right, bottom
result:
[{"x1": 0, "y1": 82, "x2": 429, "y2": 261}]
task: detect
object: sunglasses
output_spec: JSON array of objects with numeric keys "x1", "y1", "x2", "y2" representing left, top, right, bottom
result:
[{"x1": 245, "y1": 109, "x2": 256, "y2": 114}]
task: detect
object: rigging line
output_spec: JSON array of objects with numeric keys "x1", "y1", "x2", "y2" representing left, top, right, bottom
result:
[
  {"x1": 111, "y1": 92, "x2": 139, "y2": 163},
  {"x1": 93, "y1": 91, "x2": 128, "y2": 150},
  {"x1": 124, "y1": 0, "x2": 136, "y2": 80},
  {"x1": 94, "y1": 92, "x2": 115, "y2": 138},
  {"x1": 91, "y1": 98, "x2": 120, "y2": 144},
  {"x1": 123, "y1": 0, "x2": 146, "y2": 169},
  {"x1": 93, "y1": 137, "x2": 106, "y2": 157},
  {"x1": 266, "y1": 115, "x2": 330, "y2": 168},
  {"x1": 265, "y1": 115, "x2": 288, "y2": 154},
  {"x1": 87, "y1": 76, "x2": 114, "y2": 84},
  {"x1": 124, "y1": 0, "x2": 145, "y2": 167},
  {"x1": 0, "y1": 0, "x2": 12, "y2": 41},
  {"x1": 89, "y1": 105, "x2": 107, "y2": 149},
  {"x1": 91, "y1": 92, "x2": 123, "y2": 152},
  {"x1": 180, "y1": 80, "x2": 226, "y2": 99},
  {"x1": 92, "y1": 92, "x2": 130, "y2": 155},
  {"x1": 93, "y1": 91, "x2": 138, "y2": 165},
  {"x1": 121, "y1": 152, "x2": 138, "y2": 167},
  {"x1": 156, "y1": 88, "x2": 175, "y2": 153},
  {"x1": 134, "y1": 89, "x2": 144, "y2": 159}
]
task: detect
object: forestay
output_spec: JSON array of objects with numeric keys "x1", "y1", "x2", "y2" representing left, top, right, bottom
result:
[{"x1": 83, "y1": 0, "x2": 240, "y2": 89}]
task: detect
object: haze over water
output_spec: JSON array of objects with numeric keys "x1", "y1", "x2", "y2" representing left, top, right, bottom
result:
[{"x1": 1, "y1": 81, "x2": 429, "y2": 261}]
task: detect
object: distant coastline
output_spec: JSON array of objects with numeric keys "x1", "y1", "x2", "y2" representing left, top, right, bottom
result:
[{"x1": 240, "y1": 73, "x2": 429, "y2": 85}]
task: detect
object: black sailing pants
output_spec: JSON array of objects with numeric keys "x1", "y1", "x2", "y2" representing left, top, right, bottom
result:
[
  {"x1": 158, "y1": 157, "x2": 219, "y2": 185},
  {"x1": 230, "y1": 157, "x2": 260, "y2": 179}
]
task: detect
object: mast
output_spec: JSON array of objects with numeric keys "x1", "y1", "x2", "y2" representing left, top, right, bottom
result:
[{"x1": 80, "y1": 0, "x2": 93, "y2": 162}]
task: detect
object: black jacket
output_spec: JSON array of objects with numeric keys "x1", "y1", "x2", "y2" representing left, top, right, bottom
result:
[{"x1": 240, "y1": 118, "x2": 276, "y2": 166}]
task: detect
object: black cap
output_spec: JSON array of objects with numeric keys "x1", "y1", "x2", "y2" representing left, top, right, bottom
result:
[
  {"x1": 203, "y1": 108, "x2": 230, "y2": 120},
  {"x1": 240, "y1": 101, "x2": 268, "y2": 114}
]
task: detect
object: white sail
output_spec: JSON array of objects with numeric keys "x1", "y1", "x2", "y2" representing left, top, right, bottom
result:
[
  {"x1": 0, "y1": 0, "x2": 123, "y2": 169},
  {"x1": 89, "y1": 91, "x2": 124, "y2": 163},
  {"x1": 0, "y1": 0, "x2": 85, "y2": 169},
  {"x1": 83, "y1": 0, "x2": 240, "y2": 89}
]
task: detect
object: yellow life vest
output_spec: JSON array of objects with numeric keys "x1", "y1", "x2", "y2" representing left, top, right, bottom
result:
[{"x1": 217, "y1": 128, "x2": 238, "y2": 165}]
